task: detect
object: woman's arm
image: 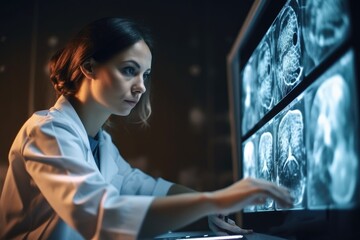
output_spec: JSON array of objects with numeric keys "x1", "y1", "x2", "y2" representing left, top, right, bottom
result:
[
  {"x1": 139, "y1": 177, "x2": 293, "y2": 238},
  {"x1": 167, "y1": 184, "x2": 197, "y2": 195},
  {"x1": 140, "y1": 191, "x2": 214, "y2": 237},
  {"x1": 166, "y1": 183, "x2": 253, "y2": 235}
]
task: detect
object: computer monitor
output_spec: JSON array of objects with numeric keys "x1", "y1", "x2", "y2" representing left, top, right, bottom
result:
[{"x1": 227, "y1": 0, "x2": 360, "y2": 239}]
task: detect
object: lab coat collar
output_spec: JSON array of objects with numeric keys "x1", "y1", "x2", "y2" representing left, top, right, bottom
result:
[
  {"x1": 52, "y1": 96, "x2": 89, "y2": 150},
  {"x1": 52, "y1": 96, "x2": 119, "y2": 183}
]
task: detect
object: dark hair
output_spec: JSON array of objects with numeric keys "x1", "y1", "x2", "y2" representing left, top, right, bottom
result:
[{"x1": 49, "y1": 17, "x2": 153, "y2": 124}]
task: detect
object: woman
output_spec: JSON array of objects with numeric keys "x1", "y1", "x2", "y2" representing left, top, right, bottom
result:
[{"x1": 0, "y1": 17, "x2": 293, "y2": 239}]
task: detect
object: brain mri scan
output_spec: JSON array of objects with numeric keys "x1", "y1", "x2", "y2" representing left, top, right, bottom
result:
[
  {"x1": 257, "y1": 128, "x2": 275, "y2": 211},
  {"x1": 243, "y1": 138, "x2": 258, "y2": 212},
  {"x1": 239, "y1": 0, "x2": 358, "y2": 213},
  {"x1": 277, "y1": 106, "x2": 306, "y2": 209},
  {"x1": 275, "y1": 2, "x2": 303, "y2": 99},
  {"x1": 302, "y1": 0, "x2": 350, "y2": 75},
  {"x1": 257, "y1": 28, "x2": 276, "y2": 117},
  {"x1": 307, "y1": 50, "x2": 359, "y2": 209},
  {"x1": 241, "y1": 57, "x2": 259, "y2": 135},
  {"x1": 243, "y1": 139, "x2": 257, "y2": 179}
]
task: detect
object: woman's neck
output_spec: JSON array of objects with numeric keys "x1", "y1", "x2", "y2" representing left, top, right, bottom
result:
[{"x1": 68, "y1": 96, "x2": 110, "y2": 137}]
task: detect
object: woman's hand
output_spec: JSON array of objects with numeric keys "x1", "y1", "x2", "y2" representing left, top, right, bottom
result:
[
  {"x1": 207, "y1": 178, "x2": 292, "y2": 235},
  {"x1": 210, "y1": 177, "x2": 293, "y2": 215},
  {"x1": 208, "y1": 214, "x2": 253, "y2": 235}
]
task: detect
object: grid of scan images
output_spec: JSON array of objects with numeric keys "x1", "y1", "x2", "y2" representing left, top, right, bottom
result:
[{"x1": 241, "y1": 0, "x2": 359, "y2": 212}]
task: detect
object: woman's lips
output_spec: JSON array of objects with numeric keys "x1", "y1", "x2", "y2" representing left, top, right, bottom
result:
[{"x1": 124, "y1": 100, "x2": 138, "y2": 107}]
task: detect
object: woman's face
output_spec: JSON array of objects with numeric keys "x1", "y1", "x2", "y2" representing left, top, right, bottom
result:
[{"x1": 91, "y1": 40, "x2": 152, "y2": 116}]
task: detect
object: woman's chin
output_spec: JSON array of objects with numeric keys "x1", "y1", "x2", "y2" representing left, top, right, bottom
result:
[{"x1": 112, "y1": 108, "x2": 132, "y2": 117}]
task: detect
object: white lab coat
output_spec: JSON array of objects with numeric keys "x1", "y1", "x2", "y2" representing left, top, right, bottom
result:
[{"x1": 0, "y1": 95, "x2": 173, "y2": 240}]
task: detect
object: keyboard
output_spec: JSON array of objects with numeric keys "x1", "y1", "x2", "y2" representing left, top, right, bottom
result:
[
  {"x1": 154, "y1": 231, "x2": 244, "y2": 240},
  {"x1": 154, "y1": 231, "x2": 288, "y2": 240}
]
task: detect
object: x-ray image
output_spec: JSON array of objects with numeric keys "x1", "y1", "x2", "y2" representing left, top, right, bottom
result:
[
  {"x1": 243, "y1": 138, "x2": 257, "y2": 179},
  {"x1": 243, "y1": 137, "x2": 258, "y2": 212},
  {"x1": 257, "y1": 122, "x2": 275, "y2": 211},
  {"x1": 241, "y1": 56, "x2": 259, "y2": 135},
  {"x1": 257, "y1": 27, "x2": 277, "y2": 117},
  {"x1": 306, "y1": 50, "x2": 359, "y2": 209},
  {"x1": 301, "y1": 0, "x2": 350, "y2": 75},
  {"x1": 275, "y1": 0, "x2": 303, "y2": 99},
  {"x1": 241, "y1": 27, "x2": 277, "y2": 136},
  {"x1": 275, "y1": 98, "x2": 306, "y2": 210},
  {"x1": 238, "y1": 0, "x2": 358, "y2": 216}
]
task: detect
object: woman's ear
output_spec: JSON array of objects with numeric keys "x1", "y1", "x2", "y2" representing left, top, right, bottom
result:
[{"x1": 80, "y1": 58, "x2": 96, "y2": 79}]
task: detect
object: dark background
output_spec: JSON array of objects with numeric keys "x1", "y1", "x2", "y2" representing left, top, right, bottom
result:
[{"x1": 0, "y1": 0, "x2": 253, "y2": 198}]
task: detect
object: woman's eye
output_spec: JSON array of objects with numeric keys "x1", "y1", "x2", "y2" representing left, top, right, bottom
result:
[
  {"x1": 144, "y1": 72, "x2": 151, "y2": 81},
  {"x1": 121, "y1": 67, "x2": 136, "y2": 76}
]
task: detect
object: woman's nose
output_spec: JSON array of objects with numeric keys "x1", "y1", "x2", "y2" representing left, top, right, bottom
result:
[{"x1": 132, "y1": 76, "x2": 146, "y2": 94}]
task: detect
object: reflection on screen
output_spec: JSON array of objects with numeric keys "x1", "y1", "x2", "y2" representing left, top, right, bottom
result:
[
  {"x1": 306, "y1": 50, "x2": 359, "y2": 209},
  {"x1": 302, "y1": 0, "x2": 350, "y2": 75}
]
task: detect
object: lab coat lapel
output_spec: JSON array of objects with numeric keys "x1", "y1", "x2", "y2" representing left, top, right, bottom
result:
[
  {"x1": 98, "y1": 130, "x2": 118, "y2": 183},
  {"x1": 53, "y1": 96, "x2": 118, "y2": 181},
  {"x1": 53, "y1": 96, "x2": 88, "y2": 145},
  {"x1": 52, "y1": 96, "x2": 95, "y2": 166}
]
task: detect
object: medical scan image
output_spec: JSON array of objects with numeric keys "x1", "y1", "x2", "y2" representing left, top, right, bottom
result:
[
  {"x1": 257, "y1": 29, "x2": 276, "y2": 117},
  {"x1": 257, "y1": 127, "x2": 275, "y2": 211},
  {"x1": 306, "y1": 51, "x2": 359, "y2": 209},
  {"x1": 275, "y1": 3, "x2": 303, "y2": 99},
  {"x1": 302, "y1": 0, "x2": 350, "y2": 75},
  {"x1": 276, "y1": 106, "x2": 306, "y2": 209},
  {"x1": 241, "y1": 56, "x2": 259, "y2": 135},
  {"x1": 243, "y1": 138, "x2": 258, "y2": 212}
]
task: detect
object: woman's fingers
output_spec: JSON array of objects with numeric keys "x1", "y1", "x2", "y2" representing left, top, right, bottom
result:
[
  {"x1": 213, "y1": 177, "x2": 294, "y2": 215},
  {"x1": 208, "y1": 215, "x2": 253, "y2": 235},
  {"x1": 250, "y1": 178, "x2": 294, "y2": 208},
  {"x1": 266, "y1": 183, "x2": 293, "y2": 207}
]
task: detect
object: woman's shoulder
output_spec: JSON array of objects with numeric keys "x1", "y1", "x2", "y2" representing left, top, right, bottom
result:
[
  {"x1": 26, "y1": 96, "x2": 87, "y2": 136},
  {"x1": 10, "y1": 108, "x2": 86, "y2": 155},
  {"x1": 20, "y1": 99, "x2": 84, "y2": 139},
  {"x1": 21, "y1": 108, "x2": 77, "y2": 138}
]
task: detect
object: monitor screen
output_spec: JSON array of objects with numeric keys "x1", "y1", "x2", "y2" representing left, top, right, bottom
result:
[{"x1": 227, "y1": 0, "x2": 360, "y2": 239}]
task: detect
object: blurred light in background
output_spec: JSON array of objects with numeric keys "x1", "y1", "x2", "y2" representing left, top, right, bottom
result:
[
  {"x1": 0, "y1": 65, "x2": 5, "y2": 73},
  {"x1": 47, "y1": 35, "x2": 58, "y2": 48},
  {"x1": 189, "y1": 106, "x2": 205, "y2": 132},
  {"x1": 189, "y1": 64, "x2": 201, "y2": 77}
]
